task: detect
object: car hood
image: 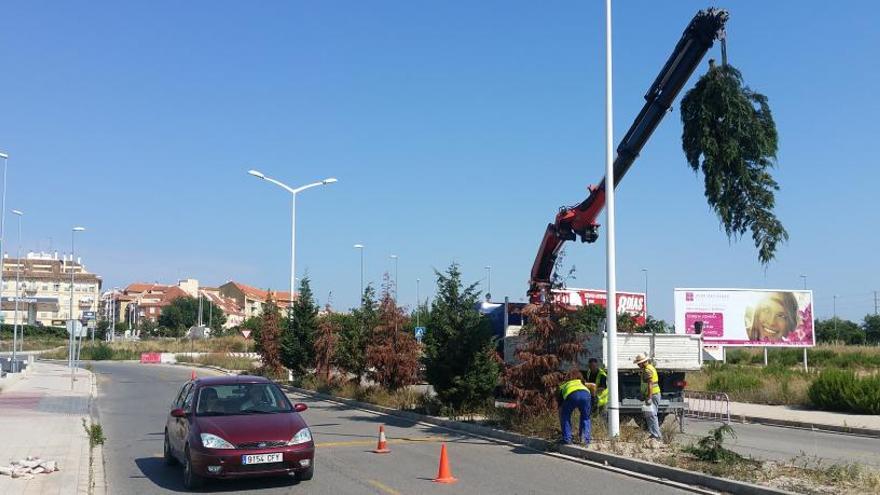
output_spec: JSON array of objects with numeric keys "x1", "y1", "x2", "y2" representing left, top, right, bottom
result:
[{"x1": 196, "y1": 412, "x2": 306, "y2": 445}]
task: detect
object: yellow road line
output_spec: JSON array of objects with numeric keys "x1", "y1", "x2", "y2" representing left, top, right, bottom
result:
[
  {"x1": 367, "y1": 479, "x2": 402, "y2": 495},
  {"x1": 316, "y1": 436, "x2": 446, "y2": 448}
]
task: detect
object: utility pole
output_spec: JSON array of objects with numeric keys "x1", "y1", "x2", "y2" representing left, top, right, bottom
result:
[
  {"x1": 641, "y1": 268, "x2": 648, "y2": 318},
  {"x1": 833, "y1": 295, "x2": 838, "y2": 341},
  {"x1": 416, "y1": 278, "x2": 421, "y2": 328},
  {"x1": 874, "y1": 290, "x2": 878, "y2": 315},
  {"x1": 485, "y1": 265, "x2": 492, "y2": 301},
  {"x1": 800, "y1": 275, "x2": 807, "y2": 290}
]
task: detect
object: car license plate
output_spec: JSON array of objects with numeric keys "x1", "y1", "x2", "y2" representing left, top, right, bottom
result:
[{"x1": 242, "y1": 453, "x2": 283, "y2": 465}]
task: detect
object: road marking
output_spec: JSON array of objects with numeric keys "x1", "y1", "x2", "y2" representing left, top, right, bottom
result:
[
  {"x1": 367, "y1": 479, "x2": 401, "y2": 495},
  {"x1": 316, "y1": 436, "x2": 446, "y2": 448}
]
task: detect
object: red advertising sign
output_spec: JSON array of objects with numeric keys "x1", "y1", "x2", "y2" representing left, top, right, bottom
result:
[
  {"x1": 140, "y1": 352, "x2": 161, "y2": 364},
  {"x1": 551, "y1": 288, "x2": 647, "y2": 325}
]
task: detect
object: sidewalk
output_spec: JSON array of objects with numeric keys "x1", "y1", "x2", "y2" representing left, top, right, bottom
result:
[
  {"x1": 0, "y1": 362, "x2": 94, "y2": 495},
  {"x1": 692, "y1": 399, "x2": 880, "y2": 433}
]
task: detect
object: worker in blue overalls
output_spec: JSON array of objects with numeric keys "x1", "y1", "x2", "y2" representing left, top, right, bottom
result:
[{"x1": 556, "y1": 371, "x2": 595, "y2": 445}]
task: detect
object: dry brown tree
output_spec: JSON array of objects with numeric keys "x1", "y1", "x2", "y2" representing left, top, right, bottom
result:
[
  {"x1": 258, "y1": 292, "x2": 284, "y2": 378},
  {"x1": 313, "y1": 306, "x2": 339, "y2": 383},
  {"x1": 504, "y1": 302, "x2": 585, "y2": 416},
  {"x1": 366, "y1": 287, "x2": 420, "y2": 391}
]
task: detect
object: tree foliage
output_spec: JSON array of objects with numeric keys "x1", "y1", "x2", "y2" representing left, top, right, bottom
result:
[
  {"x1": 335, "y1": 285, "x2": 377, "y2": 383},
  {"x1": 424, "y1": 263, "x2": 500, "y2": 412},
  {"x1": 815, "y1": 317, "x2": 865, "y2": 345},
  {"x1": 314, "y1": 307, "x2": 339, "y2": 382},
  {"x1": 366, "y1": 283, "x2": 420, "y2": 390},
  {"x1": 257, "y1": 293, "x2": 284, "y2": 377},
  {"x1": 503, "y1": 303, "x2": 588, "y2": 416},
  {"x1": 281, "y1": 277, "x2": 319, "y2": 377},
  {"x1": 681, "y1": 62, "x2": 786, "y2": 264},
  {"x1": 157, "y1": 296, "x2": 226, "y2": 333},
  {"x1": 863, "y1": 314, "x2": 880, "y2": 345}
]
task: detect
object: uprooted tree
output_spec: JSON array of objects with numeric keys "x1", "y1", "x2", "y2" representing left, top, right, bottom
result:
[
  {"x1": 366, "y1": 281, "x2": 420, "y2": 391},
  {"x1": 681, "y1": 60, "x2": 786, "y2": 264}
]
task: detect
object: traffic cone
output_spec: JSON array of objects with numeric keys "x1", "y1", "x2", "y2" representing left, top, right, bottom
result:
[
  {"x1": 191, "y1": 370, "x2": 197, "y2": 381},
  {"x1": 373, "y1": 425, "x2": 391, "y2": 454},
  {"x1": 432, "y1": 443, "x2": 457, "y2": 483}
]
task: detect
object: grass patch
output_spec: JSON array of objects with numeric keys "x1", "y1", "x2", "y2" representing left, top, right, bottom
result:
[
  {"x1": 175, "y1": 353, "x2": 257, "y2": 372},
  {"x1": 726, "y1": 345, "x2": 880, "y2": 369},
  {"x1": 0, "y1": 336, "x2": 68, "y2": 352},
  {"x1": 688, "y1": 363, "x2": 814, "y2": 406}
]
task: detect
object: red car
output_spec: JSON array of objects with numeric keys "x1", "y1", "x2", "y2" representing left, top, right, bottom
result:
[{"x1": 164, "y1": 375, "x2": 315, "y2": 490}]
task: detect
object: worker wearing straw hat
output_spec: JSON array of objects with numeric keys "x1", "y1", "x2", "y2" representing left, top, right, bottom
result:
[{"x1": 634, "y1": 353, "x2": 662, "y2": 440}]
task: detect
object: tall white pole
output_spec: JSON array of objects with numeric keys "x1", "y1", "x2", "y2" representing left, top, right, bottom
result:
[
  {"x1": 0, "y1": 153, "x2": 8, "y2": 335},
  {"x1": 11, "y1": 211, "x2": 22, "y2": 367},
  {"x1": 416, "y1": 278, "x2": 421, "y2": 327},
  {"x1": 290, "y1": 196, "x2": 296, "y2": 306},
  {"x1": 69, "y1": 227, "x2": 84, "y2": 390},
  {"x1": 604, "y1": 0, "x2": 620, "y2": 438}
]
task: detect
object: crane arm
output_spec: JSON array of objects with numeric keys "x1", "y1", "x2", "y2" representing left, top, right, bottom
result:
[{"x1": 528, "y1": 8, "x2": 729, "y2": 302}]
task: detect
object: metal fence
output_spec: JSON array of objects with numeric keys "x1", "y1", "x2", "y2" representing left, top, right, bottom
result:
[{"x1": 684, "y1": 390, "x2": 731, "y2": 424}]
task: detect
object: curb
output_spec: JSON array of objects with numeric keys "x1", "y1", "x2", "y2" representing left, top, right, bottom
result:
[
  {"x1": 731, "y1": 414, "x2": 880, "y2": 438},
  {"x1": 285, "y1": 385, "x2": 796, "y2": 495},
  {"x1": 87, "y1": 370, "x2": 107, "y2": 495}
]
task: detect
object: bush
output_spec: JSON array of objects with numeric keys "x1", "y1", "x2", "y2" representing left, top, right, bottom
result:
[
  {"x1": 808, "y1": 369, "x2": 880, "y2": 415},
  {"x1": 89, "y1": 343, "x2": 114, "y2": 360}
]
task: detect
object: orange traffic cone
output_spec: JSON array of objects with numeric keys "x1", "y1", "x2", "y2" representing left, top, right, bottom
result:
[
  {"x1": 191, "y1": 370, "x2": 197, "y2": 381},
  {"x1": 373, "y1": 425, "x2": 391, "y2": 454},
  {"x1": 432, "y1": 443, "x2": 457, "y2": 483}
]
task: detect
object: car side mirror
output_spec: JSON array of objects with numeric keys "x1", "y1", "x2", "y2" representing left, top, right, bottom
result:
[
  {"x1": 293, "y1": 403, "x2": 308, "y2": 413},
  {"x1": 170, "y1": 408, "x2": 187, "y2": 418}
]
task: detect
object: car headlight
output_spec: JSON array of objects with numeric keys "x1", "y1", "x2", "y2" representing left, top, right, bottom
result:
[
  {"x1": 200, "y1": 433, "x2": 235, "y2": 449},
  {"x1": 288, "y1": 428, "x2": 312, "y2": 446}
]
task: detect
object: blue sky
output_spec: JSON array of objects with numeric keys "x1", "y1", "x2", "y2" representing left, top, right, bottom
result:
[{"x1": 0, "y1": 1, "x2": 877, "y2": 323}]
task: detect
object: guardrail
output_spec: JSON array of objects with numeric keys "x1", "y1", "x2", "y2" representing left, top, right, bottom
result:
[{"x1": 684, "y1": 390, "x2": 731, "y2": 424}]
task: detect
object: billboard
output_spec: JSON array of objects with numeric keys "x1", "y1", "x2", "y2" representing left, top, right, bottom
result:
[
  {"x1": 552, "y1": 288, "x2": 646, "y2": 325},
  {"x1": 673, "y1": 288, "x2": 814, "y2": 347}
]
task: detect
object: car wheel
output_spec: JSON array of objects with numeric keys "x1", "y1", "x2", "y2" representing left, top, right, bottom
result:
[
  {"x1": 183, "y1": 446, "x2": 204, "y2": 490},
  {"x1": 296, "y1": 464, "x2": 314, "y2": 482},
  {"x1": 163, "y1": 431, "x2": 178, "y2": 466}
]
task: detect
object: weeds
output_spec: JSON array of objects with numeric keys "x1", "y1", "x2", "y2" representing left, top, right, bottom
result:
[
  {"x1": 82, "y1": 418, "x2": 106, "y2": 448},
  {"x1": 684, "y1": 424, "x2": 744, "y2": 463},
  {"x1": 175, "y1": 353, "x2": 257, "y2": 372}
]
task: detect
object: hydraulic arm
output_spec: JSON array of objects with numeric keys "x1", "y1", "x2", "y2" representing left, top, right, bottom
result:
[{"x1": 528, "y1": 8, "x2": 729, "y2": 302}]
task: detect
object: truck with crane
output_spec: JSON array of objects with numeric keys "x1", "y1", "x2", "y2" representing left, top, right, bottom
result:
[{"x1": 512, "y1": 8, "x2": 730, "y2": 423}]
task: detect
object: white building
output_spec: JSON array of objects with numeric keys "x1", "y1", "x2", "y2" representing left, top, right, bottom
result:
[{"x1": 0, "y1": 252, "x2": 102, "y2": 327}]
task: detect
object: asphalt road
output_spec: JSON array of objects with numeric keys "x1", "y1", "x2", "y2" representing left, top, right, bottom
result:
[
  {"x1": 681, "y1": 418, "x2": 880, "y2": 467},
  {"x1": 92, "y1": 362, "x2": 690, "y2": 495}
]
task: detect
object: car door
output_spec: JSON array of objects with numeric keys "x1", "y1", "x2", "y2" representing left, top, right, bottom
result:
[
  {"x1": 177, "y1": 385, "x2": 197, "y2": 450},
  {"x1": 170, "y1": 383, "x2": 192, "y2": 452}
]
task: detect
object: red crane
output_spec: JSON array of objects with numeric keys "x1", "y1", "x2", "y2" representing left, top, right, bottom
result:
[{"x1": 528, "y1": 8, "x2": 729, "y2": 303}]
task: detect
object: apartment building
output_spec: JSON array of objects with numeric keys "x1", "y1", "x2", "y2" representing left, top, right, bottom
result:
[
  {"x1": 0, "y1": 251, "x2": 102, "y2": 327},
  {"x1": 219, "y1": 281, "x2": 293, "y2": 320}
]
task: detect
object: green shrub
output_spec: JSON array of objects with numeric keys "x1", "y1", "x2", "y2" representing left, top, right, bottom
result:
[
  {"x1": 707, "y1": 370, "x2": 762, "y2": 393},
  {"x1": 89, "y1": 343, "x2": 114, "y2": 360},
  {"x1": 808, "y1": 369, "x2": 880, "y2": 414}
]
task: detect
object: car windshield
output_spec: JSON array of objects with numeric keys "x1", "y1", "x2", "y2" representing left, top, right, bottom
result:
[{"x1": 195, "y1": 383, "x2": 293, "y2": 416}]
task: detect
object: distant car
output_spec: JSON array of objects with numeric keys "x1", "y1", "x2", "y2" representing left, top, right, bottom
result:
[{"x1": 164, "y1": 375, "x2": 314, "y2": 490}]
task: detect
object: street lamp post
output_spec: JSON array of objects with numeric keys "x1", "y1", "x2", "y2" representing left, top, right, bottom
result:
[
  {"x1": 248, "y1": 170, "x2": 337, "y2": 305},
  {"x1": 833, "y1": 294, "x2": 838, "y2": 340},
  {"x1": 800, "y1": 275, "x2": 807, "y2": 290},
  {"x1": 485, "y1": 265, "x2": 492, "y2": 301},
  {"x1": 416, "y1": 278, "x2": 421, "y2": 327},
  {"x1": 641, "y1": 268, "x2": 648, "y2": 319},
  {"x1": 11, "y1": 210, "x2": 23, "y2": 368},
  {"x1": 0, "y1": 152, "x2": 9, "y2": 333},
  {"x1": 390, "y1": 255, "x2": 399, "y2": 302},
  {"x1": 354, "y1": 244, "x2": 365, "y2": 305},
  {"x1": 603, "y1": 0, "x2": 621, "y2": 438},
  {"x1": 69, "y1": 227, "x2": 85, "y2": 390}
]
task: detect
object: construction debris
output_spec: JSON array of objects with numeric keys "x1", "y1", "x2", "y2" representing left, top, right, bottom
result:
[{"x1": 0, "y1": 456, "x2": 60, "y2": 480}]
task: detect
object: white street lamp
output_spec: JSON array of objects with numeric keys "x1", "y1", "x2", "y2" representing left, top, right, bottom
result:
[
  {"x1": 248, "y1": 170, "x2": 337, "y2": 304},
  {"x1": 485, "y1": 265, "x2": 492, "y2": 301},
  {"x1": 0, "y1": 152, "x2": 9, "y2": 333},
  {"x1": 354, "y1": 244, "x2": 365, "y2": 304},
  {"x1": 10, "y1": 209, "x2": 22, "y2": 367},
  {"x1": 641, "y1": 268, "x2": 649, "y2": 318},
  {"x1": 604, "y1": 0, "x2": 621, "y2": 438},
  {"x1": 69, "y1": 226, "x2": 85, "y2": 390}
]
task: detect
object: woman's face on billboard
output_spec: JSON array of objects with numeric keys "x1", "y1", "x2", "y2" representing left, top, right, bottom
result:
[{"x1": 754, "y1": 297, "x2": 793, "y2": 339}]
